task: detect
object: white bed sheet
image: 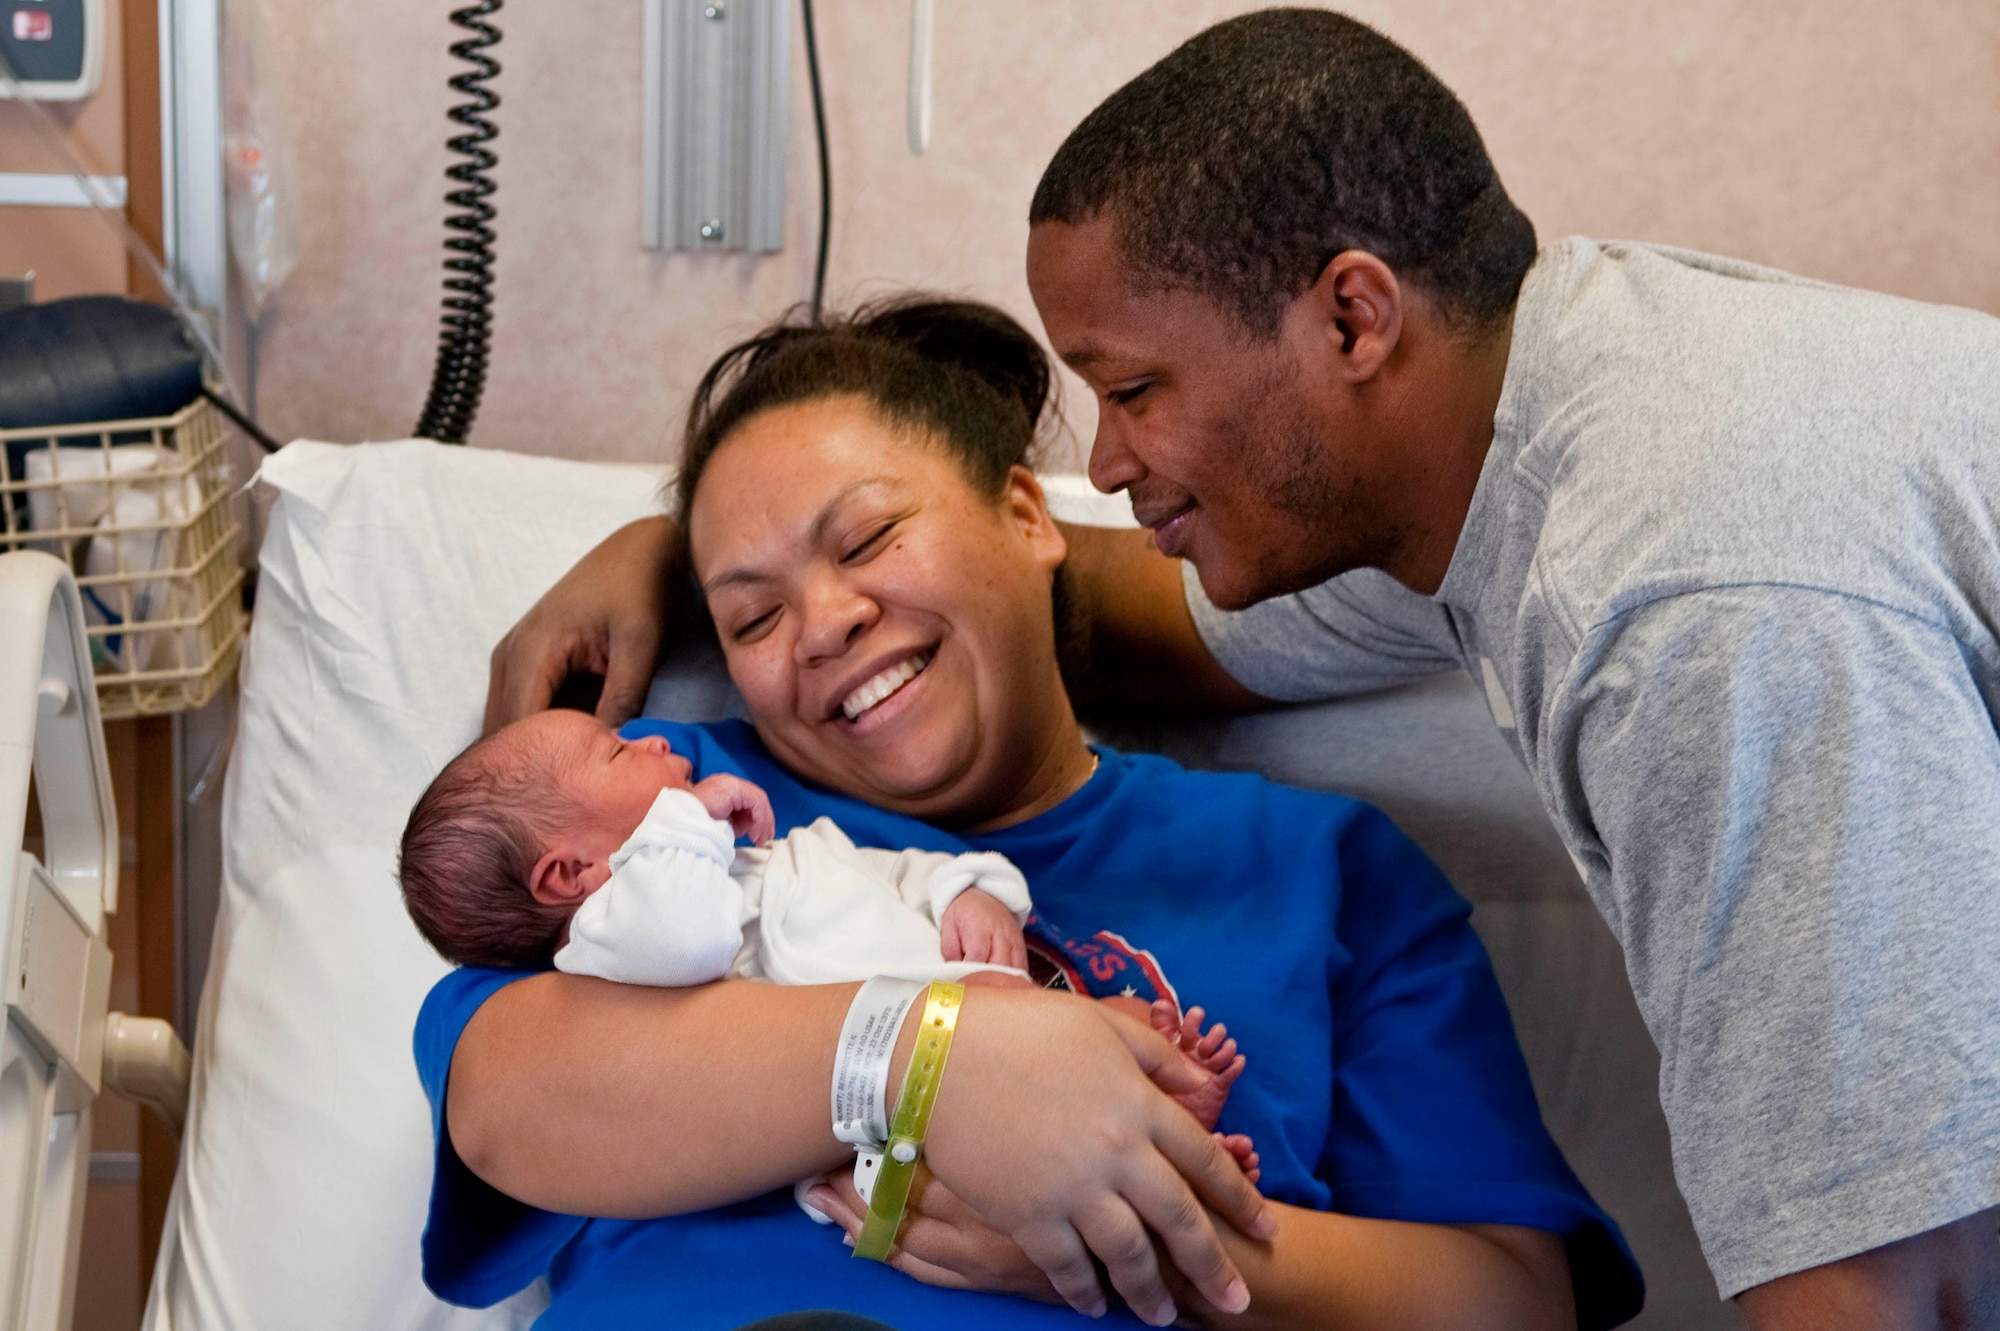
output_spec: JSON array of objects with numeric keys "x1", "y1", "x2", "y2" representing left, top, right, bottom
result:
[{"x1": 143, "y1": 440, "x2": 1734, "y2": 1330}]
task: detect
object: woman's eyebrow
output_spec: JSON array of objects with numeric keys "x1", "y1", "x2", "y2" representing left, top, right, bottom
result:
[
  {"x1": 701, "y1": 475, "x2": 902, "y2": 593},
  {"x1": 807, "y1": 476, "x2": 900, "y2": 545}
]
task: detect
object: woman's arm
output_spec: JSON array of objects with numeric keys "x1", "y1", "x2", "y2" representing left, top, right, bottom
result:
[
  {"x1": 809, "y1": 1181, "x2": 1575, "y2": 1331},
  {"x1": 449, "y1": 974, "x2": 860, "y2": 1213},
  {"x1": 1164, "y1": 1206, "x2": 1575, "y2": 1331},
  {"x1": 446, "y1": 975, "x2": 1272, "y2": 1318}
]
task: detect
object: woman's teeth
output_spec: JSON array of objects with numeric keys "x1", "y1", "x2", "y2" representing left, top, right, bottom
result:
[{"x1": 841, "y1": 652, "x2": 932, "y2": 721}]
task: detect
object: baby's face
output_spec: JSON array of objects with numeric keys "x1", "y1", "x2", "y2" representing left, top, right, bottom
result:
[{"x1": 506, "y1": 710, "x2": 695, "y2": 845}]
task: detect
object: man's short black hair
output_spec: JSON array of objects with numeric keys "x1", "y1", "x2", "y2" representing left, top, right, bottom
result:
[{"x1": 1030, "y1": 8, "x2": 1536, "y2": 336}]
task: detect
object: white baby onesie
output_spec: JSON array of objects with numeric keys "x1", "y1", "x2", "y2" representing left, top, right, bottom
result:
[{"x1": 553, "y1": 787, "x2": 1033, "y2": 987}]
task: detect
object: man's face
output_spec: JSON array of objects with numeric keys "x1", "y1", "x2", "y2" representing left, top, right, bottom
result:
[{"x1": 1027, "y1": 215, "x2": 1394, "y2": 610}]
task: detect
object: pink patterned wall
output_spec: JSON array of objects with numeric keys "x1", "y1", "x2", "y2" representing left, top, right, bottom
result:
[{"x1": 250, "y1": 0, "x2": 2000, "y2": 466}]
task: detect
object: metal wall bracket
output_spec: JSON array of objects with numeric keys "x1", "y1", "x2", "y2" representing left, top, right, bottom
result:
[
  {"x1": 160, "y1": 0, "x2": 227, "y2": 321},
  {"x1": 641, "y1": 0, "x2": 789, "y2": 253}
]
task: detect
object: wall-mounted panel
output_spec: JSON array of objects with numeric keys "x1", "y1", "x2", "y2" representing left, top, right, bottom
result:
[{"x1": 641, "y1": 0, "x2": 787, "y2": 253}]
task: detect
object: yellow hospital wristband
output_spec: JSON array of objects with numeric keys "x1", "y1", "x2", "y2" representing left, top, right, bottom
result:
[{"x1": 851, "y1": 980, "x2": 964, "y2": 1262}]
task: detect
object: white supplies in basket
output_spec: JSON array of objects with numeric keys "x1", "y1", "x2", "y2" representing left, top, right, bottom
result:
[
  {"x1": 24, "y1": 446, "x2": 204, "y2": 674},
  {"x1": 0, "y1": 397, "x2": 246, "y2": 718}
]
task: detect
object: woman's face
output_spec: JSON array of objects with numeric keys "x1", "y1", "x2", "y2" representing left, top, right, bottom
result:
[{"x1": 686, "y1": 395, "x2": 1075, "y2": 827}]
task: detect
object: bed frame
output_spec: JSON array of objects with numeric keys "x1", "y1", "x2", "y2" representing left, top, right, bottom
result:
[{"x1": 0, "y1": 551, "x2": 191, "y2": 1331}]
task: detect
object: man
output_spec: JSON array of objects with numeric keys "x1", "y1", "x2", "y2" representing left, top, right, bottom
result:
[{"x1": 489, "y1": 9, "x2": 2000, "y2": 1327}]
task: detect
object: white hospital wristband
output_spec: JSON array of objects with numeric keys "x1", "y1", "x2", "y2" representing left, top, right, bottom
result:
[{"x1": 831, "y1": 977, "x2": 924, "y2": 1149}]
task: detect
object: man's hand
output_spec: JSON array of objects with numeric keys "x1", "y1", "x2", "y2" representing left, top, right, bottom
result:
[
  {"x1": 484, "y1": 515, "x2": 683, "y2": 735},
  {"x1": 939, "y1": 889, "x2": 1028, "y2": 969}
]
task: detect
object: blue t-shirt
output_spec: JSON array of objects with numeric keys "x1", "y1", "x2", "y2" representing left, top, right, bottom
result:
[{"x1": 415, "y1": 719, "x2": 1644, "y2": 1329}]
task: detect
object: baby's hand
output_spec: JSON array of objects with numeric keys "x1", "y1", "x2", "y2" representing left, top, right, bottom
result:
[
  {"x1": 939, "y1": 889, "x2": 1027, "y2": 970},
  {"x1": 690, "y1": 773, "x2": 775, "y2": 844}
]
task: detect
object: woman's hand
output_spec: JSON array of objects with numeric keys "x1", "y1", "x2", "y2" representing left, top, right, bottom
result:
[
  {"x1": 805, "y1": 1003, "x2": 1263, "y2": 1328},
  {"x1": 808, "y1": 1166, "x2": 1064, "y2": 1306},
  {"x1": 901, "y1": 987, "x2": 1274, "y2": 1326},
  {"x1": 484, "y1": 515, "x2": 683, "y2": 734}
]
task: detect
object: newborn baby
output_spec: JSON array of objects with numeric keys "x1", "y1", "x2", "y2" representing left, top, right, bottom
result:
[
  {"x1": 398, "y1": 710, "x2": 1256, "y2": 1179},
  {"x1": 399, "y1": 709, "x2": 1037, "y2": 988}
]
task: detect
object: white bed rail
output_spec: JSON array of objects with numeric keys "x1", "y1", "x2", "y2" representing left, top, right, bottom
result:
[{"x1": 1, "y1": 551, "x2": 192, "y2": 1331}]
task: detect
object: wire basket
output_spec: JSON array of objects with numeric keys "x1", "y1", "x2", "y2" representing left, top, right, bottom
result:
[{"x1": 0, "y1": 396, "x2": 246, "y2": 718}]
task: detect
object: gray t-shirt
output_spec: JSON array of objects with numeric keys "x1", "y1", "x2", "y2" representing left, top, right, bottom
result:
[{"x1": 1189, "y1": 236, "x2": 2000, "y2": 1297}]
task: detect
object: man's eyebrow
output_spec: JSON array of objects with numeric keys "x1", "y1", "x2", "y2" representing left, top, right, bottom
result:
[
  {"x1": 701, "y1": 475, "x2": 902, "y2": 593},
  {"x1": 1058, "y1": 342, "x2": 1110, "y2": 371}
]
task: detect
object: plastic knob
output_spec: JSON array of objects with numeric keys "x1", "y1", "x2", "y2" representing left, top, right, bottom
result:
[{"x1": 37, "y1": 676, "x2": 71, "y2": 716}]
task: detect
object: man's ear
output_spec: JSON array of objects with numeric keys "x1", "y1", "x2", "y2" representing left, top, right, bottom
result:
[
  {"x1": 529, "y1": 845, "x2": 590, "y2": 908},
  {"x1": 1291, "y1": 249, "x2": 1404, "y2": 385},
  {"x1": 1001, "y1": 465, "x2": 1069, "y2": 575}
]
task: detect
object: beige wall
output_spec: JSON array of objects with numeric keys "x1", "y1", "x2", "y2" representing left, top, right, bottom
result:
[{"x1": 251, "y1": 0, "x2": 2000, "y2": 467}]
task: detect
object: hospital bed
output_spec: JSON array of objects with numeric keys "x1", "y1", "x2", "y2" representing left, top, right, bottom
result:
[
  {"x1": 1, "y1": 553, "x2": 191, "y2": 1331},
  {"x1": 6, "y1": 439, "x2": 1743, "y2": 1329}
]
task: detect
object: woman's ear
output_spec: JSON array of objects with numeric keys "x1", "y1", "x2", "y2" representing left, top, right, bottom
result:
[
  {"x1": 1000, "y1": 465, "x2": 1068, "y2": 575},
  {"x1": 529, "y1": 845, "x2": 591, "y2": 909}
]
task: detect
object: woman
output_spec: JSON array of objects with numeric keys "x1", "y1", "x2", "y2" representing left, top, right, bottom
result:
[{"x1": 423, "y1": 299, "x2": 1642, "y2": 1329}]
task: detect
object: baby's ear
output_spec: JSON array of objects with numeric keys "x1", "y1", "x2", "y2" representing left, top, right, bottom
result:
[{"x1": 529, "y1": 847, "x2": 590, "y2": 907}]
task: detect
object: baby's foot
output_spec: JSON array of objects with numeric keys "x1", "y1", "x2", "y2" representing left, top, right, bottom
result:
[
  {"x1": 1216, "y1": 1132, "x2": 1261, "y2": 1186},
  {"x1": 1148, "y1": 1000, "x2": 1244, "y2": 1131}
]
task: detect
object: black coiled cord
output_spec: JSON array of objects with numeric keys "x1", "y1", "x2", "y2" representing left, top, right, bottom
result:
[
  {"x1": 415, "y1": 0, "x2": 502, "y2": 444},
  {"x1": 800, "y1": 0, "x2": 830, "y2": 324}
]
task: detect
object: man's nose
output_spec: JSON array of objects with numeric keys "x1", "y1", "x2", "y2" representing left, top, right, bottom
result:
[
  {"x1": 795, "y1": 573, "x2": 879, "y2": 664},
  {"x1": 1087, "y1": 406, "x2": 1144, "y2": 495}
]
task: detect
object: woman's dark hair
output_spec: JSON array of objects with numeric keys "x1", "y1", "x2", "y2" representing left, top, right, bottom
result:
[
  {"x1": 674, "y1": 295, "x2": 1091, "y2": 686},
  {"x1": 1030, "y1": 8, "x2": 1536, "y2": 336},
  {"x1": 674, "y1": 296, "x2": 1053, "y2": 522}
]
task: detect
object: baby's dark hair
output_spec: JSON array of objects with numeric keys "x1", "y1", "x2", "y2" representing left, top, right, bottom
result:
[
  {"x1": 673, "y1": 296, "x2": 1052, "y2": 521},
  {"x1": 398, "y1": 731, "x2": 579, "y2": 970}
]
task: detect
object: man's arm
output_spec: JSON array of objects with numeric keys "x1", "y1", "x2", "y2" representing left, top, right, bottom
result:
[
  {"x1": 481, "y1": 514, "x2": 1270, "y2": 733},
  {"x1": 1055, "y1": 522, "x2": 1271, "y2": 713},
  {"x1": 1736, "y1": 1210, "x2": 2000, "y2": 1331},
  {"x1": 1555, "y1": 587, "x2": 2000, "y2": 1327},
  {"x1": 484, "y1": 515, "x2": 684, "y2": 734}
]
